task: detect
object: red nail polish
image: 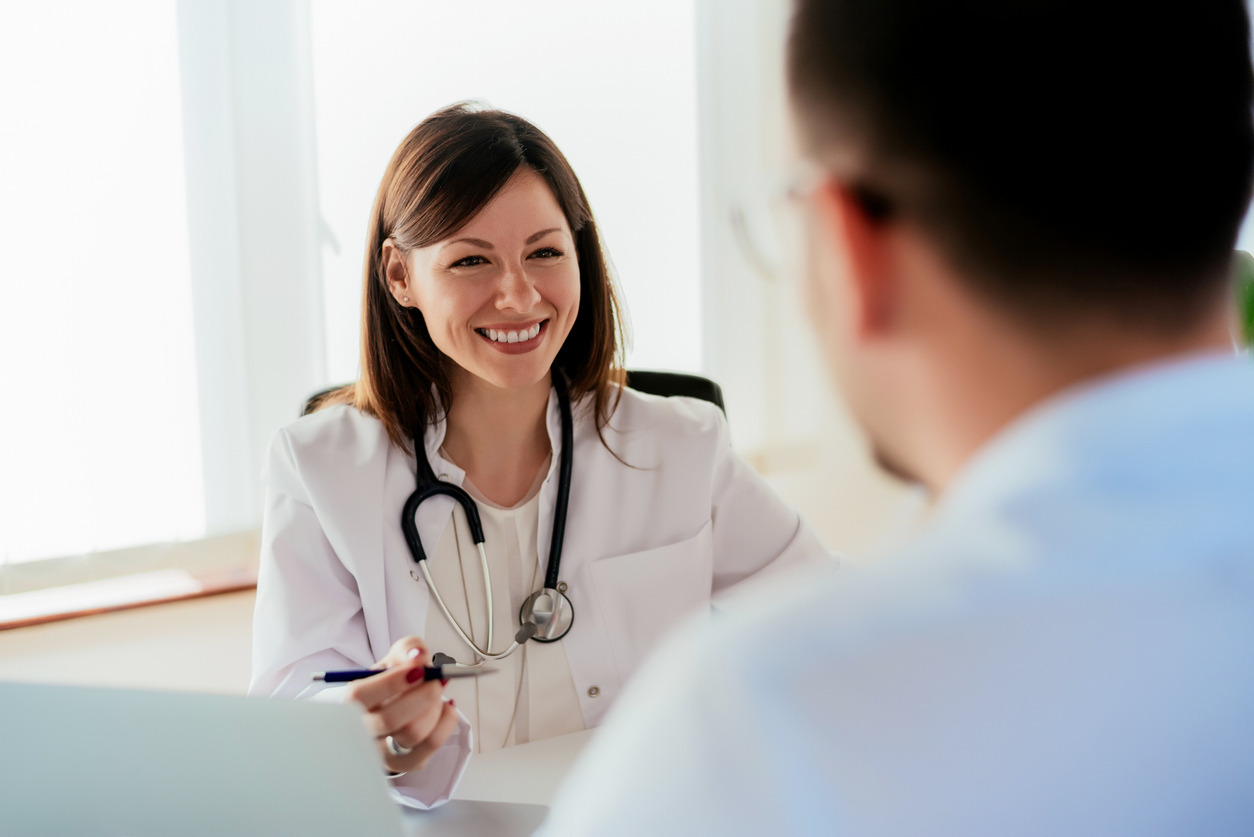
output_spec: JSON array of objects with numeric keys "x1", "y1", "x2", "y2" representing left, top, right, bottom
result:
[
  {"x1": 449, "y1": 699, "x2": 456, "y2": 708},
  {"x1": 440, "y1": 678, "x2": 449, "y2": 686},
  {"x1": 406, "y1": 667, "x2": 423, "y2": 684}
]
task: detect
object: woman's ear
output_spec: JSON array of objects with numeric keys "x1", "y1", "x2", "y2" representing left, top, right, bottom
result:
[{"x1": 381, "y1": 239, "x2": 412, "y2": 305}]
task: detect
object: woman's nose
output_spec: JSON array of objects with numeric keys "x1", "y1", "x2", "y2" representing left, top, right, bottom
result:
[{"x1": 496, "y1": 261, "x2": 542, "y2": 310}]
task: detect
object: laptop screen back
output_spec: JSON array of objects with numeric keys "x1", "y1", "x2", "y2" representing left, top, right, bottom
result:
[{"x1": 0, "y1": 681, "x2": 403, "y2": 837}]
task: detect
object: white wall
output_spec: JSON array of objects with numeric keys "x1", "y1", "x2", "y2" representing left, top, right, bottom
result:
[{"x1": 176, "y1": 0, "x2": 327, "y2": 537}]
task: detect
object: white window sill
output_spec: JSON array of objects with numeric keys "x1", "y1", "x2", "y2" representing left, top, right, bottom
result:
[{"x1": 0, "y1": 531, "x2": 258, "y2": 631}]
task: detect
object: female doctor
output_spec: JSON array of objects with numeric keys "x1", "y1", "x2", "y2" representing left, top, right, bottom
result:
[{"x1": 249, "y1": 104, "x2": 833, "y2": 808}]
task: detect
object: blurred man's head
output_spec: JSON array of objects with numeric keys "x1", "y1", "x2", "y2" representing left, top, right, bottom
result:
[{"x1": 787, "y1": 0, "x2": 1254, "y2": 490}]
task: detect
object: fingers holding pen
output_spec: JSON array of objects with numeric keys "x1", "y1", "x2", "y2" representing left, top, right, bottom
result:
[
  {"x1": 345, "y1": 650, "x2": 435, "y2": 710},
  {"x1": 339, "y1": 634, "x2": 463, "y2": 774},
  {"x1": 379, "y1": 636, "x2": 429, "y2": 669},
  {"x1": 363, "y1": 677, "x2": 447, "y2": 740},
  {"x1": 384, "y1": 699, "x2": 461, "y2": 773}
]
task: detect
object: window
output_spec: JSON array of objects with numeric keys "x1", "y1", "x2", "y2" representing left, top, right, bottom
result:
[{"x1": 0, "y1": 2, "x2": 204, "y2": 565}]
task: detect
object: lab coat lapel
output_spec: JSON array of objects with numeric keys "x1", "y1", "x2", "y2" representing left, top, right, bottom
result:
[
  {"x1": 536, "y1": 392, "x2": 624, "y2": 727},
  {"x1": 299, "y1": 412, "x2": 395, "y2": 662}
]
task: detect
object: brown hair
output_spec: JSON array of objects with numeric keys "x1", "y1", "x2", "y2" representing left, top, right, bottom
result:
[{"x1": 317, "y1": 103, "x2": 627, "y2": 452}]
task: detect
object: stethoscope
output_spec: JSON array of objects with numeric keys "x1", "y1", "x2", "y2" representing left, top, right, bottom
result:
[{"x1": 400, "y1": 372, "x2": 575, "y2": 665}]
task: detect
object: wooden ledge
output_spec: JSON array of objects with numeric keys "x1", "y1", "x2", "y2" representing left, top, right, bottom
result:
[{"x1": 0, "y1": 567, "x2": 257, "y2": 631}]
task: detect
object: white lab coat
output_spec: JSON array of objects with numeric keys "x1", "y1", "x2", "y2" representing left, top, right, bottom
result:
[{"x1": 249, "y1": 385, "x2": 834, "y2": 808}]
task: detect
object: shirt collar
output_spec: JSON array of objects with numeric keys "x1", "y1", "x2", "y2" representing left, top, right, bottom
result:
[
  {"x1": 935, "y1": 350, "x2": 1254, "y2": 525},
  {"x1": 419, "y1": 385, "x2": 565, "y2": 487}
]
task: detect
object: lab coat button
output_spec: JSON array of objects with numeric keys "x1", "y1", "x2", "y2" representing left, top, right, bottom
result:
[
  {"x1": 587, "y1": 685, "x2": 600, "y2": 697},
  {"x1": 438, "y1": 473, "x2": 449, "y2": 482},
  {"x1": 556, "y1": 581, "x2": 568, "y2": 593}
]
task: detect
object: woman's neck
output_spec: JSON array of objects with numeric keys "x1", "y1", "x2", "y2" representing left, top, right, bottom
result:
[{"x1": 441, "y1": 369, "x2": 552, "y2": 507}]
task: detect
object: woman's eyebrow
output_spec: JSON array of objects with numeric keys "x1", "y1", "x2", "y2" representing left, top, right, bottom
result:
[
  {"x1": 525, "y1": 227, "x2": 563, "y2": 244},
  {"x1": 445, "y1": 236, "x2": 494, "y2": 249}
]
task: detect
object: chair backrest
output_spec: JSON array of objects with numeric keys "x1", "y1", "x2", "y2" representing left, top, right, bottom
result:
[
  {"x1": 302, "y1": 384, "x2": 347, "y2": 417},
  {"x1": 302, "y1": 371, "x2": 726, "y2": 418},
  {"x1": 624, "y1": 369, "x2": 726, "y2": 416}
]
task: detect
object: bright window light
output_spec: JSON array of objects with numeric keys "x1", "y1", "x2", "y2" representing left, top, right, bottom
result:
[
  {"x1": 0, "y1": 1, "x2": 204, "y2": 564},
  {"x1": 310, "y1": 0, "x2": 702, "y2": 382}
]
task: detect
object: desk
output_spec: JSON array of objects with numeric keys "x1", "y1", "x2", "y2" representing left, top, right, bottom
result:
[
  {"x1": 455, "y1": 728, "x2": 594, "y2": 805},
  {"x1": 401, "y1": 729, "x2": 594, "y2": 835}
]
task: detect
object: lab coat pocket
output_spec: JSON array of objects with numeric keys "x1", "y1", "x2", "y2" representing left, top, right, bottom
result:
[{"x1": 587, "y1": 521, "x2": 714, "y2": 679}]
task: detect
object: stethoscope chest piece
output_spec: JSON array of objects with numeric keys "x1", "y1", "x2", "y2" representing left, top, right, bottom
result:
[{"x1": 520, "y1": 587, "x2": 574, "y2": 642}]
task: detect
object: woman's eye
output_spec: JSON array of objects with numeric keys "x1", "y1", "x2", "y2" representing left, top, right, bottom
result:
[
  {"x1": 452, "y1": 255, "x2": 488, "y2": 268},
  {"x1": 530, "y1": 247, "x2": 563, "y2": 259}
]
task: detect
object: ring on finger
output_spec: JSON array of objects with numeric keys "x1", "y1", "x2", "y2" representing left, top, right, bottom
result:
[{"x1": 386, "y1": 735, "x2": 414, "y2": 757}]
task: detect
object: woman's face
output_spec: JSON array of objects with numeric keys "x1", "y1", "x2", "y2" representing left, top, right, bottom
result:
[{"x1": 392, "y1": 168, "x2": 581, "y2": 392}]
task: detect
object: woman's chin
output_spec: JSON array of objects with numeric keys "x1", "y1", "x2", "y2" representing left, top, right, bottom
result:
[{"x1": 463, "y1": 356, "x2": 555, "y2": 393}]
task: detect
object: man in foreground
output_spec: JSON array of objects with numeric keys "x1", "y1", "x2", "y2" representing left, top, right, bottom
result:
[{"x1": 541, "y1": 0, "x2": 1254, "y2": 834}]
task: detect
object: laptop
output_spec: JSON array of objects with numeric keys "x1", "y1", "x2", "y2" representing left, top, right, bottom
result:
[{"x1": 0, "y1": 681, "x2": 547, "y2": 837}]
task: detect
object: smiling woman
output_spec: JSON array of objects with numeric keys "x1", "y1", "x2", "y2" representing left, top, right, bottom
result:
[
  {"x1": 316, "y1": 105, "x2": 625, "y2": 461},
  {"x1": 249, "y1": 104, "x2": 835, "y2": 811}
]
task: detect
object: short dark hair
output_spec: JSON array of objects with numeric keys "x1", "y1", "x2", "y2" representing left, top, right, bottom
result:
[{"x1": 788, "y1": 0, "x2": 1254, "y2": 330}]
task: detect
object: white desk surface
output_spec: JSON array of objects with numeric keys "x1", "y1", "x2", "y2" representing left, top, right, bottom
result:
[
  {"x1": 400, "y1": 730, "x2": 594, "y2": 835},
  {"x1": 452, "y1": 728, "x2": 595, "y2": 806}
]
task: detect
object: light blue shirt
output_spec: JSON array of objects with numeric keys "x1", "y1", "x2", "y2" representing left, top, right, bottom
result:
[{"x1": 541, "y1": 353, "x2": 1254, "y2": 836}]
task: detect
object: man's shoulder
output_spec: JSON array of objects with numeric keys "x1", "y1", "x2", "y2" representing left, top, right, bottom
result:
[
  {"x1": 722, "y1": 462, "x2": 1254, "y2": 671},
  {"x1": 718, "y1": 519, "x2": 1030, "y2": 659}
]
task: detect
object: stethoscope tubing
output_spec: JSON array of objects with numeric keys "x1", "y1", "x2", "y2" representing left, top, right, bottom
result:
[
  {"x1": 417, "y1": 556, "x2": 520, "y2": 662},
  {"x1": 544, "y1": 373, "x2": 574, "y2": 591},
  {"x1": 400, "y1": 370, "x2": 575, "y2": 663}
]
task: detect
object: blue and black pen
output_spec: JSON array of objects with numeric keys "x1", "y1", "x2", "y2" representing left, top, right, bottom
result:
[{"x1": 312, "y1": 665, "x2": 491, "y2": 683}]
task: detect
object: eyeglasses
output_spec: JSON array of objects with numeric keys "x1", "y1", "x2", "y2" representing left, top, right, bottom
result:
[
  {"x1": 729, "y1": 159, "x2": 828, "y2": 285},
  {"x1": 731, "y1": 160, "x2": 896, "y2": 285}
]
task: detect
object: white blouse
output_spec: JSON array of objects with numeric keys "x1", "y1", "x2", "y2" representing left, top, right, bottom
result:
[{"x1": 423, "y1": 454, "x2": 586, "y2": 753}]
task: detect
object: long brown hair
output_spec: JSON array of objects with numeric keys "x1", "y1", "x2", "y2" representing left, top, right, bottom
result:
[{"x1": 318, "y1": 103, "x2": 627, "y2": 452}]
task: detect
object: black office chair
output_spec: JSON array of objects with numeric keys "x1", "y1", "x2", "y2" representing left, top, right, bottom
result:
[
  {"x1": 623, "y1": 369, "x2": 725, "y2": 416},
  {"x1": 302, "y1": 370, "x2": 726, "y2": 418}
]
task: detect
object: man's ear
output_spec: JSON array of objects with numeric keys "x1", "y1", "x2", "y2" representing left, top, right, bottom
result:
[
  {"x1": 381, "y1": 239, "x2": 411, "y2": 304},
  {"x1": 812, "y1": 179, "x2": 897, "y2": 340}
]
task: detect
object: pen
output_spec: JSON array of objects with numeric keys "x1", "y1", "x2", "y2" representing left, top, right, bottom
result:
[{"x1": 311, "y1": 665, "x2": 491, "y2": 683}]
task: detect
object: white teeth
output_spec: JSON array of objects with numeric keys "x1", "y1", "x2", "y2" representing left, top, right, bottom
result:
[{"x1": 482, "y1": 324, "x2": 542, "y2": 343}]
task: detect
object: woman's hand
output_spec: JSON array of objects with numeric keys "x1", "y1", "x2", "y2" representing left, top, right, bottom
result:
[{"x1": 345, "y1": 636, "x2": 460, "y2": 774}]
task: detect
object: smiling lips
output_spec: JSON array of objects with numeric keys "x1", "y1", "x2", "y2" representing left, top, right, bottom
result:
[
  {"x1": 475, "y1": 319, "x2": 547, "y2": 353},
  {"x1": 478, "y1": 323, "x2": 542, "y2": 344}
]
